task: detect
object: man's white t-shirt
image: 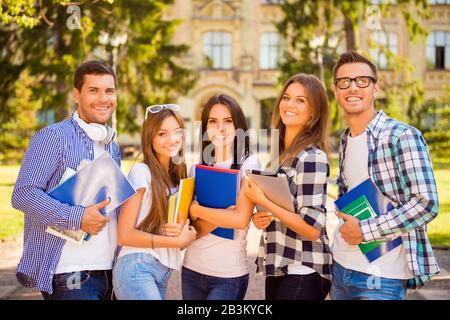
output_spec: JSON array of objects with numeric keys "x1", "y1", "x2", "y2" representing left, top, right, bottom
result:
[
  {"x1": 56, "y1": 140, "x2": 118, "y2": 274},
  {"x1": 182, "y1": 154, "x2": 261, "y2": 278},
  {"x1": 331, "y1": 131, "x2": 413, "y2": 279},
  {"x1": 117, "y1": 163, "x2": 181, "y2": 270}
]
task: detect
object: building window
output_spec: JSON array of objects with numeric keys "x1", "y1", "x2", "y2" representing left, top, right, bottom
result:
[
  {"x1": 260, "y1": 32, "x2": 282, "y2": 70},
  {"x1": 428, "y1": 0, "x2": 450, "y2": 4},
  {"x1": 261, "y1": 0, "x2": 282, "y2": 4},
  {"x1": 426, "y1": 31, "x2": 450, "y2": 70},
  {"x1": 370, "y1": 0, "x2": 396, "y2": 4},
  {"x1": 370, "y1": 31, "x2": 398, "y2": 69},
  {"x1": 203, "y1": 32, "x2": 232, "y2": 69},
  {"x1": 38, "y1": 109, "x2": 55, "y2": 125}
]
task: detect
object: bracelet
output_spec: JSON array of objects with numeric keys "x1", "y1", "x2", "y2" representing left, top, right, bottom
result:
[{"x1": 150, "y1": 234, "x2": 154, "y2": 249}]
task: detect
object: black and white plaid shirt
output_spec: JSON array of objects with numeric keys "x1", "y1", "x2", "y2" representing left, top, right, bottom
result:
[{"x1": 256, "y1": 147, "x2": 332, "y2": 281}]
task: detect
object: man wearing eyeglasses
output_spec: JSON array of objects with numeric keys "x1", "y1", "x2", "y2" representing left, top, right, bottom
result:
[{"x1": 329, "y1": 50, "x2": 439, "y2": 300}]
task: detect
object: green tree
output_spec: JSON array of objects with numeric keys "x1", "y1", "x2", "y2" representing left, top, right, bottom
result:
[
  {"x1": 0, "y1": 0, "x2": 41, "y2": 28},
  {"x1": 0, "y1": 0, "x2": 196, "y2": 162},
  {"x1": 0, "y1": 70, "x2": 41, "y2": 163},
  {"x1": 418, "y1": 85, "x2": 450, "y2": 159}
]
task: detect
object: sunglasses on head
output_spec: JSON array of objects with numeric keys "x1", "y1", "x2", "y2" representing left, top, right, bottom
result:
[{"x1": 145, "y1": 104, "x2": 180, "y2": 119}]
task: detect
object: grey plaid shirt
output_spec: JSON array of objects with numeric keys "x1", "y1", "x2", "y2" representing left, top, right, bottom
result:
[
  {"x1": 337, "y1": 111, "x2": 440, "y2": 289},
  {"x1": 256, "y1": 147, "x2": 332, "y2": 281}
]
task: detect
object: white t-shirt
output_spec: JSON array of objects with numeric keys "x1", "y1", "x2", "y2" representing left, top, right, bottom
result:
[
  {"x1": 331, "y1": 131, "x2": 413, "y2": 280},
  {"x1": 286, "y1": 262, "x2": 316, "y2": 275},
  {"x1": 182, "y1": 154, "x2": 262, "y2": 278},
  {"x1": 56, "y1": 140, "x2": 118, "y2": 274},
  {"x1": 117, "y1": 163, "x2": 181, "y2": 270}
]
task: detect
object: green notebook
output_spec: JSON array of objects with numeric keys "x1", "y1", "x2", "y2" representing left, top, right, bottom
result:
[{"x1": 340, "y1": 194, "x2": 381, "y2": 254}]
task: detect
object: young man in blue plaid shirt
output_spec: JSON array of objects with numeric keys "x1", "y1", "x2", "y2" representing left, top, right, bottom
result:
[
  {"x1": 330, "y1": 51, "x2": 439, "y2": 300},
  {"x1": 12, "y1": 61, "x2": 120, "y2": 299}
]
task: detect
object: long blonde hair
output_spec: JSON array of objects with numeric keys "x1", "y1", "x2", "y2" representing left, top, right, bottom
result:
[
  {"x1": 137, "y1": 109, "x2": 187, "y2": 234},
  {"x1": 271, "y1": 73, "x2": 330, "y2": 167}
]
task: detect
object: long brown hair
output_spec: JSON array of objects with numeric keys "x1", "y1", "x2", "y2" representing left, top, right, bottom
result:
[
  {"x1": 137, "y1": 109, "x2": 187, "y2": 234},
  {"x1": 271, "y1": 73, "x2": 329, "y2": 167},
  {"x1": 200, "y1": 94, "x2": 250, "y2": 169}
]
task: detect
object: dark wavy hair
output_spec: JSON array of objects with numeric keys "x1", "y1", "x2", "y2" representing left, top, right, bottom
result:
[
  {"x1": 200, "y1": 94, "x2": 250, "y2": 169},
  {"x1": 73, "y1": 60, "x2": 117, "y2": 91}
]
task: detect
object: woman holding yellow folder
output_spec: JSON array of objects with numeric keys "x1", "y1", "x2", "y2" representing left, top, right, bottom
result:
[
  {"x1": 244, "y1": 73, "x2": 332, "y2": 300},
  {"x1": 112, "y1": 105, "x2": 197, "y2": 300},
  {"x1": 183, "y1": 94, "x2": 261, "y2": 300}
]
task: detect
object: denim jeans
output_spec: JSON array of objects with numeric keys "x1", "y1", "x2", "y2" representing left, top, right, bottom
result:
[
  {"x1": 112, "y1": 252, "x2": 172, "y2": 300},
  {"x1": 331, "y1": 260, "x2": 407, "y2": 300},
  {"x1": 182, "y1": 267, "x2": 249, "y2": 300},
  {"x1": 41, "y1": 270, "x2": 113, "y2": 300}
]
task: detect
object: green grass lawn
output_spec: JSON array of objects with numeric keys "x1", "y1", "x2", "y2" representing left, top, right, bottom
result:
[
  {"x1": 0, "y1": 165, "x2": 22, "y2": 240},
  {"x1": 1, "y1": 157, "x2": 449, "y2": 247},
  {"x1": 427, "y1": 168, "x2": 450, "y2": 247}
]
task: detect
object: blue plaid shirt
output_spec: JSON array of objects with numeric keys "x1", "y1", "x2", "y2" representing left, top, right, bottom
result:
[
  {"x1": 11, "y1": 115, "x2": 121, "y2": 294},
  {"x1": 337, "y1": 111, "x2": 439, "y2": 289}
]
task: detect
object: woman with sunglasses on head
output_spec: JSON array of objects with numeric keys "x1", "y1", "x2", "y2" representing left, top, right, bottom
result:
[
  {"x1": 112, "y1": 104, "x2": 197, "y2": 300},
  {"x1": 182, "y1": 94, "x2": 262, "y2": 300},
  {"x1": 244, "y1": 73, "x2": 332, "y2": 300}
]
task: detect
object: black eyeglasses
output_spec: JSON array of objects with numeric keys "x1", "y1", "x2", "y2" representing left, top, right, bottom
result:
[
  {"x1": 145, "y1": 104, "x2": 180, "y2": 119},
  {"x1": 334, "y1": 76, "x2": 376, "y2": 89}
]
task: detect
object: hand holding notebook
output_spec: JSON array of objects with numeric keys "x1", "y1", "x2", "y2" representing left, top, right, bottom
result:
[
  {"x1": 246, "y1": 170, "x2": 294, "y2": 212},
  {"x1": 80, "y1": 197, "x2": 112, "y2": 236},
  {"x1": 46, "y1": 153, "x2": 136, "y2": 244},
  {"x1": 334, "y1": 178, "x2": 402, "y2": 263}
]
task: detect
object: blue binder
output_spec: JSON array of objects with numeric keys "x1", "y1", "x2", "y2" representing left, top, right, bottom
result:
[
  {"x1": 334, "y1": 178, "x2": 402, "y2": 263},
  {"x1": 194, "y1": 164, "x2": 239, "y2": 240},
  {"x1": 48, "y1": 153, "x2": 136, "y2": 221}
]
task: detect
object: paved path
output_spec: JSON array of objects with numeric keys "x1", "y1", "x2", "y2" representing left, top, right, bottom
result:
[{"x1": 1, "y1": 197, "x2": 450, "y2": 300}]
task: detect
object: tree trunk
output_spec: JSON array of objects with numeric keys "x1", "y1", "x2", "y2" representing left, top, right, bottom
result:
[
  {"x1": 55, "y1": 5, "x2": 69, "y2": 122},
  {"x1": 344, "y1": 15, "x2": 356, "y2": 51}
]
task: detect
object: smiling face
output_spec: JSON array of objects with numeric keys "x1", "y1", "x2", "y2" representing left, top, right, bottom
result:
[
  {"x1": 206, "y1": 103, "x2": 236, "y2": 149},
  {"x1": 332, "y1": 62, "x2": 380, "y2": 116},
  {"x1": 73, "y1": 74, "x2": 117, "y2": 124},
  {"x1": 278, "y1": 82, "x2": 313, "y2": 133},
  {"x1": 152, "y1": 115, "x2": 183, "y2": 163}
]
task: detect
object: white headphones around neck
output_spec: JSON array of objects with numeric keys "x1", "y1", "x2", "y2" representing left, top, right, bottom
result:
[{"x1": 73, "y1": 111, "x2": 116, "y2": 144}]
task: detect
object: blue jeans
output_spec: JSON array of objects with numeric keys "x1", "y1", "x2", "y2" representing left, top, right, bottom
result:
[
  {"x1": 182, "y1": 267, "x2": 249, "y2": 300},
  {"x1": 112, "y1": 252, "x2": 172, "y2": 300},
  {"x1": 331, "y1": 260, "x2": 407, "y2": 300},
  {"x1": 41, "y1": 270, "x2": 113, "y2": 300}
]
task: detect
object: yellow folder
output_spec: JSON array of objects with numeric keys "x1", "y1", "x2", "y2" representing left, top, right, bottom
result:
[
  {"x1": 167, "y1": 177, "x2": 195, "y2": 223},
  {"x1": 175, "y1": 177, "x2": 195, "y2": 223},
  {"x1": 167, "y1": 191, "x2": 178, "y2": 224}
]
